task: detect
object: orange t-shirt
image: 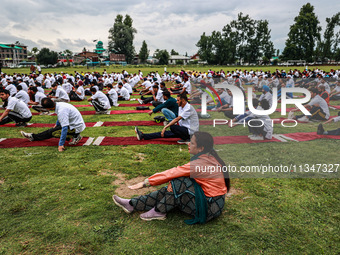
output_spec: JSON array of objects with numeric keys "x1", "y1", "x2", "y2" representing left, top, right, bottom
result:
[{"x1": 148, "y1": 154, "x2": 228, "y2": 197}]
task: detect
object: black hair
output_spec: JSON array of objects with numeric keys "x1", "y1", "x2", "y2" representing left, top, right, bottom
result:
[
  {"x1": 177, "y1": 93, "x2": 188, "y2": 101},
  {"x1": 152, "y1": 85, "x2": 159, "y2": 89},
  {"x1": 160, "y1": 82, "x2": 165, "y2": 87},
  {"x1": 41, "y1": 98, "x2": 55, "y2": 108},
  {"x1": 107, "y1": 84, "x2": 113, "y2": 89},
  {"x1": 90, "y1": 87, "x2": 97, "y2": 93},
  {"x1": 29, "y1": 86, "x2": 38, "y2": 93},
  {"x1": 17, "y1": 85, "x2": 22, "y2": 91},
  {"x1": 0, "y1": 89, "x2": 10, "y2": 95},
  {"x1": 193, "y1": 131, "x2": 231, "y2": 192},
  {"x1": 310, "y1": 88, "x2": 319, "y2": 94},
  {"x1": 163, "y1": 90, "x2": 171, "y2": 98}
]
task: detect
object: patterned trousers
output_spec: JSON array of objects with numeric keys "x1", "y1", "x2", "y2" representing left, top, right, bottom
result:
[{"x1": 130, "y1": 177, "x2": 226, "y2": 222}]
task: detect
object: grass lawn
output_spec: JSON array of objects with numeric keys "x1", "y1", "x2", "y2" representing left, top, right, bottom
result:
[
  {"x1": 0, "y1": 68, "x2": 339, "y2": 254},
  {"x1": 2, "y1": 64, "x2": 340, "y2": 76}
]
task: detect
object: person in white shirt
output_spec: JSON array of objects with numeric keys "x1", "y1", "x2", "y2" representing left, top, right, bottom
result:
[
  {"x1": 259, "y1": 86, "x2": 273, "y2": 108},
  {"x1": 117, "y1": 83, "x2": 130, "y2": 101},
  {"x1": 49, "y1": 83, "x2": 70, "y2": 102},
  {"x1": 69, "y1": 83, "x2": 85, "y2": 101},
  {"x1": 21, "y1": 98, "x2": 85, "y2": 151},
  {"x1": 28, "y1": 86, "x2": 49, "y2": 114},
  {"x1": 330, "y1": 81, "x2": 340, "y2": 100},
  {"x1": 181, "y1": 76, "x2": 191, "y2": 94},
  {"x1": 62, "y1": 79, "x2": 73, "y2": 94},
  {"x1": 138, "y1": 85, "x2": 164, "y2": 107},
  {"x1": 88, "y1": 87, "x2": 111, "y2": 114},
  {"x1": 106, "y1": 84, "x2": 119, "y2": 107},
  {"x1": 289, "y1": 88, "x2": 330, "y2": 122},
  {"x1": 18, "y1": 79, "x2": 28, "y2": 92},
  {"x1": 15, "y1": 85, "x2": 30, "y2": 105},
  {"x1": 5, "y1": 81, "x2": 17, "y2": 96},
  {"x1": 135, "y1": 94, "x2": 199, "y2": 144},
  {"x1": 0, "y1": 89, "x2": 32, "y2": 126},
  {"x1": 317, "y1": 113, "x2": 340, "y2": 135}
]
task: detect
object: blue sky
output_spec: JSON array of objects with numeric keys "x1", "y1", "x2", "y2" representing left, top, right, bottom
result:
[{"x1": 1, "y1": 0, "x2": 339, "y2": 55}]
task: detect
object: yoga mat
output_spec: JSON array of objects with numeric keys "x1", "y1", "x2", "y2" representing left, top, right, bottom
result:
[{"x1": 0, "y1": 137, "x2": 92, "y2": 148}]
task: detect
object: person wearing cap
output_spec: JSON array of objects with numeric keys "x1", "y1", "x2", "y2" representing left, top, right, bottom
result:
[{"x1": 259, "y1": 85, "x2": 273, "y2": 107}]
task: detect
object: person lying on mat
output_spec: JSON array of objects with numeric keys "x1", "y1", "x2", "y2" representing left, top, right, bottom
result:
[
  {"x1": 135, "y1": 93, "x2": 199, "y2": 144},
  {"x1": 0, "y1": 89, "x2": 32, "y2": 127},
  {"x1": 113, "y1": 131, "x2": 230, "y2": 223},
  {"x1": 317, "y1": 112, "x2": 340, "y2": 135},
  {"x1": 20, "y1": 98, "x2": 85, "y2": 152}
]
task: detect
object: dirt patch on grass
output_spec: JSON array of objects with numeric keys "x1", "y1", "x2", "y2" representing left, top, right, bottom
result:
[
  {"x1": 0, "y1": 178, "x2": 4, "y2": 185},
  {"x1": 111, "y1": 173, "x2": 158, "y2": 197},
  {"x1": 226, "y1": 187, "x2": 244, "y2": 198}
]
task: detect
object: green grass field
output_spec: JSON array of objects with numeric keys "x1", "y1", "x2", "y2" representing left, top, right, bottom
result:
[
  {"x1": 0, "y1": 67, "x2": 339, "y2": 254},
  {"x1": 2, "y1": 64, "x2": 340, "y2": 76}
]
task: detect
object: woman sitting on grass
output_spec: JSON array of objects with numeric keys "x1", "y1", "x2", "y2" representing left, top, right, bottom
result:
[{"x1": 113, "y1": 131, "x2": 230, "y2": 224}]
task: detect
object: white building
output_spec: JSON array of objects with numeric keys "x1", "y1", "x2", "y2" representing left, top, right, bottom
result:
[{"x1": 168, "y1": 55, "x2": 191, "y2": 65}]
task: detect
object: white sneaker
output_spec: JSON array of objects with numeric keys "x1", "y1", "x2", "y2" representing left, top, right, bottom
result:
[
  {"x1": 249, "y1": 135, "x2": 264, "y2": 140},
  {"x1": 288, "y1": 111, "x2": 294, "y2": 120},
  {"x1": 69, "y1": 135, "x2": 83, "y2": 145},
  {"x1": 297, "y1": 116, "x2": 310, "y2": 122},
  {"x1": 20, "y1": 131, "x2": 34, "y2": 141},
  {"x1": 138, "y1": 99, "x2": 143, "y2": 105},
  {"x1": 248, "y1": 134, "x2": 256, "y2": 138}
]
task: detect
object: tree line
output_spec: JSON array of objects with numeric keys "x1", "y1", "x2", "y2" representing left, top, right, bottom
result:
[
  {"x1": 108, "y1": 3, "x2": 339, "y2": 65},
  {"x1": 28, "y1": 2, "x2": 340, "y2": 66}
]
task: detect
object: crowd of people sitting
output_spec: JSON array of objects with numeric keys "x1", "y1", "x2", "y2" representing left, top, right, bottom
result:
[
  {"x1": 1, "y1": 66, "x2": 339, "y2": 222},
  {"x1": 1, "y1": 67, "x2": 340, "y2": 143}
]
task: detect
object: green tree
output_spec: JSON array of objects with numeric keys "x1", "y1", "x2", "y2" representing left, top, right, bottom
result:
[
  {"x1": 170, "y1": 49, "x2": 179, "y2": 55},
  {"x1": 281, "y1": 3, "x2": 321, "y2": 62},
  {"x1": 196, "y1": 32, "x2": 215, "y2": 64},
  {"x1": 108, "y1": 14, "x2": 137, "y2": 64},
  {"x1": 36, "y1": 48, "x2": 58, "y2": 65},
  {"x1": 155, "y1": 49, "x2": 169, "y2": 65},
  {"x1": 197, "y1": 13, "x2": 274, "y2": 65},
  {"x1": 321, "y1": 12, "x2": 340, "y2": 60},
  {"x1": 139, "y1": 40, "x2": 149, "y2": 64}
]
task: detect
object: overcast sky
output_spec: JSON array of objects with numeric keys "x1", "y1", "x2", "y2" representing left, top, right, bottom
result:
[{"x1": 1, "y1": 0, "x2": 339, "y2": 56}]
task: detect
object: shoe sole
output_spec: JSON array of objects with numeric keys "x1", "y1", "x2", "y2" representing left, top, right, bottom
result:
[
  {"x1": 140, "y1": 215, "x2": 167, "y2": 221},
  {"x1": 112, "y1": 195, "x2": 132, "y2": 214},
  {"x1": 135, "y1": 127, "x2": 141, "y2": 140},
  {"x1": 69, "y1": 136, "x2": 82, "y2": 145}
]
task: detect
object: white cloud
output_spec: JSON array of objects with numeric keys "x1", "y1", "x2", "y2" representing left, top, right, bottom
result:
[{"x1": 0, "y1": 0, "x2": 339, "y2": 56}]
